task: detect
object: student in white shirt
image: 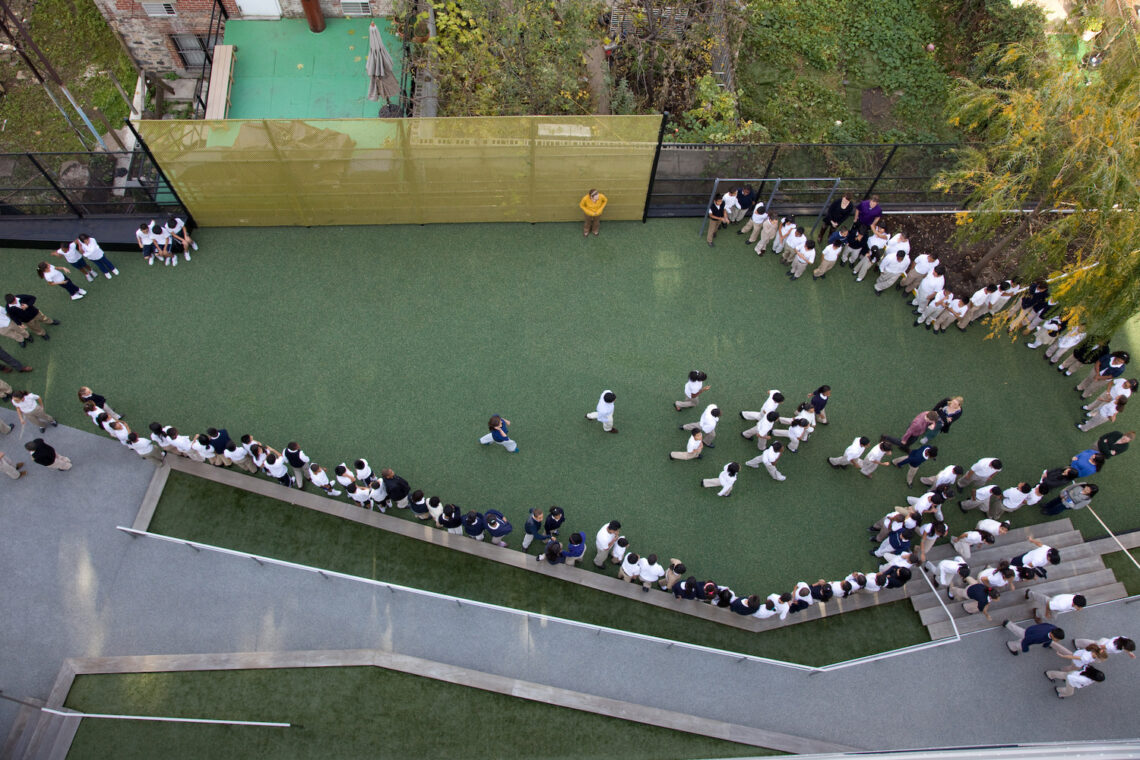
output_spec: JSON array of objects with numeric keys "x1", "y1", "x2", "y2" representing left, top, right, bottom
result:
[
  {"x1": 36, "y1": 262, "x2": 86, "y2": 300},
  {"x1": 1047, "y1": 325, "x2": 1086, "y2": 365},
  {"x1": 125, "y1": 432, "x2": 163, "y2": 463},
  {"x1": 347, "y1": 482, "x2": 373, "y2": 509},
  {"x1": 163, "y1": 216, "x2": 197, "y2": 260},
  {"x1": 12, "y1": 390, "x2": 56, "y2": 431},
  {"x1": 354, "y1": 458, "x2": 373, "y2": 483},
  {"x1": 958, "y1": 457, "x2": 1002, "y2": 489},
  {"x1": 957, "y1": 284, "x2": 997, "y2": 329},
  {"x1": 740, "y1": 390, "x2": 784, "y2": 422},
  {"x1": 772, "y1": 418, "x2": 809, "y2": 452},
  {"x1": 166, "y1": 427, "x2": 193, "y2": 458},
  {"x1": 637, "y1": 554, "x2": 665, "y2": 591},
  {"x1": 873, "y1": 250, "x2": 910, "y2": 293},
  {"x1": 701, "y1": 462, "x2": 738, "y2": 496},
  {"x1": 738, "y1": 201, "x2": 768, "y2": 243},
  {"x1": 746, "y1": 440, "x2": 785, "y2": 480},
  {"x1": 722, "y1": 190, "x2": 742, "y2": 222},
  {"x1": 828, "y1": 436, "x2": 869, "y2": 469},
  {"x1": 919, "y1": 463, "x2": 962, "y2": 490},
  {"x1": 75, "y1": 234, "x2": 118, "y2": 279},
  {"x1": 916, "y1": 288, "x2": 952, "y2": 326},
  {"x1": 771, "y1": 217, "x2": 796, "y2": 258},
  {"x1": 592, "y1": 521, "x2": 621, "y2": 568},
  {"x1": 1027, "y1": 316, "x2": 1063, "y2": 349},
  {"x1": 986, "y1": 280, "x2": 1017, "y2": 314},
  {"x1": 870, "y1": 509, "x2": 916, "y2": 542},
  {"x1": 780, "y1": 226, "x2": 808, "y2": 265},
  {"x1": 1083, "y1": 377, "x2": 1135, "y2": 416},
  {"x1": 932, "y1": 296, "x2": 968, "y2": 333},
  {"x1": 788, "y1": 240, "x2": 816, "y2": 280},
  {"x1": 924, "y1": 555, "x2": 969, "y2": 589},
  {"x1": 741, "y1": 411, "x2": 779, "y2": 454},
  {"x1": 425, "y1": 496, "x2": 444, "y2": 526},
  {"x1": 901, "y1": 251, "x2": 936, "y2": 291},
  {"x1": 617, "y1": 551, "x2": 641, "y2": 582},
  {"x1": 859, "y1": 439, "x2": 892, "y2": 478},
  {"x1": 306, "y1": 463, "x2": 341, "y2": 496},
  {"x1": 1072, "y1": 636, "x2": 1136, "y2": 659},
  {"x1": 681, "y1": 403, "x2": 720, "y2": 446},
  {"x1": 912, "y1": 264, "x2": 946, "y2": 306},
  {"x1": 150, "y1": 221, "x2": 175, "y2": 266},
  {"x1": 135, "y1": 222, "x2": 157, "y2": 265},
  {"x1": 753, "y1": 212, "x2": 779, "y2": 254},
  {"x1": 334, "y1": 463, "x2": 355, "y2": 491},
  {"x1": 977, "y1": 561, "x2": 1017, "y2": 591},
  {"x1": 1045, "y1": 666, "x2": 1104, "y2": 698},
  {"x1": 223, "y1": 441, "x2": 258, "y2": 473},
  {"x1": 674, "y1": 370, "x2": 710, "y2": 411},
  {"x1": 585, "y1": 389, "x2": 617, "y2": 433},
  {"x1": 670, "y1": 430, "x2": 704, "y2": 461},
  {"x1": 812, "y1": 240, "x2": 842, "y2": 280},
  {"x1": 1027, "y1": 591, "x2": 1086, "y2": 622},
  {"x1": 51, "y1": 241, "x2": 95, "y2": 282}
]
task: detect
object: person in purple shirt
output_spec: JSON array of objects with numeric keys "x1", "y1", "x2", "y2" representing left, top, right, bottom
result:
[
  {"x1": 853, "y1": 195, "x2": 882, "y2": 234},
  {"x1": 1071, "y1": 449, "x2": 1105, "y2": 476}
]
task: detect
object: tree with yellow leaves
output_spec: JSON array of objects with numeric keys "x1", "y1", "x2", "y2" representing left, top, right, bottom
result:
[{"x1": 935, "y1": 30, "x2": 1140, "y2": 337}]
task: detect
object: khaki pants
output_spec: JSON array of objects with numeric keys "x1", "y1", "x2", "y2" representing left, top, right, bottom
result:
[
  {"x1": 583, "y1": 213, "x2": 600, "y2": 236},
  {"x1": 852, "y1": 257, "x2": 873, "y2": 281},
  {"x1": 21, "y1": 404, "x2": 54, "y2": 429},
  {"x1": 1045, "y1": 671, "x2": 1079, "y2": 697},
  {"x1": 0, "y1": 378, "x2": 11, "y2": 399},
  {"x1": 670, "y1": 448, "x2": 701, "y2": 460},
  {"x1": 860, "y1": 459, "x2": 881, "y2": 477},
  {"x1": 957, "y1": 471, "x2": 988, "y2": 490},
  {"x1": 22, "y1": 311, "x2": 53, "y2": 337},
  {"x1": 1076, "y1": 366, "x2": 1111, "y2": 397},
  {"x1": 1045, "y1": 341, "x2": 1071, "y2": 362},
  {"x1": 957, "y1": 303, "x2": 986, "y2": 329},
  {"x1": 681, "y1": 422, "x2": 714, "y2": 445},
  {"x1": 229, "y1": 456, "x2": 258, "y2": 473},
  {"x1": 47, "y1": 455, "x2": 72, "y2": 471},
  {"x1": 674, "y1": 397, "x2": 697, "y2": 410},
  {"x1": 932, "y1": 309, "x2": 960, "y2": 332},
  {"x1": 789, "y1": 258, "x2": 809, "y2": 279},
  {"x1": 702, "y1": 477, "x2": 732, "y2": 495},
  {"x1": 706, "y1": 219, "x2": 722, "y2": 244},
  {"x1": 739, "y1": 218, "x2": 758, "y2": 239},
  {"x1": 900, "y1": 267, "x2": 924, "y2": 291},
  {"x1": 0, "y1": 456, "x2": 19, "y2": 478},
  {"x1": 0, "y1": 322, "x2": 29, "y2": 344},
  {"x1": 874, "y1": 271, "x2": 902, "y2": 292},
  {"x1": 586, "y1": 411, "x2": 613, "y2": 432},
  {"x1": 1028, "y1": 589, "x2": 1053, "y2": 620},
  {"x1": 812, "y1": 258, "x2": 837, "y2": 278},
  {"x1": 754, "y1": 226, "x2": 775, "y2": 251}
]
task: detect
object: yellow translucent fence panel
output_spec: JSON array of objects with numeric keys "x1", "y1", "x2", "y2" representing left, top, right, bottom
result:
[{"x1": 137, "y1": 115, "x2": 662, "y2": 227}]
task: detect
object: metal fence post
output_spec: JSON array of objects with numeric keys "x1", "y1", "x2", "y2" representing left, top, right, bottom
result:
[
  {"x1": 642, "y1": 111, "x2": 668, "y2": 223},
  {"x1": 863, "y1": 144, "x2": 898, "y2": 200},
  {"x1": 122, "y1": 118, "x2": 197, "y2": 229},
  {"x1": 25, "y1": 153, "x2": 82, "y2": 217}
]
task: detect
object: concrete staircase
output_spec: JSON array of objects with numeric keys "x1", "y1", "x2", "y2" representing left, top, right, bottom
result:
[
  {"x1": 910, "y1": 518, "x2": 1128, "y2": 640},
  {"x1": 0, "y1": 700, "x2": 80, "y2": 760}
]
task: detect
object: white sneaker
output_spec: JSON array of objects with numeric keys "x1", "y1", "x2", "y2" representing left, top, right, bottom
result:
[
  {"x1": 105, "y1": 272, "x2": 112, "y2": 279},
  {"x1": 148, "y1": 257, "x2": 154, "y2": 266},
  {"x1": 191, "y1": 242, "x2": 199, "y2": 250},
  {"x1": 85, "y1": 273, "x2": 95, "y2": 282},
  {"x1": 71, "y1": 292, "x2": 84, "y2": 300},
  {"x1": 184, "y1": 252, "x2": 191, "y2": 261},
  {"x1": 172, "y1": 257, "x2": 178, "y2": 267},
  {"x1": 329, "y1": 489, "x2": 342, "y2": 496},
  {"x1": 164, "y1": 257, "x2": 170, "y2": 266},
  {"x1": 112, "y1": 268, "x2": 119, "y2": 275}
]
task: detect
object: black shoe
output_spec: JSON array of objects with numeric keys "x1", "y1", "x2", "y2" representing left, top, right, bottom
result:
[
  {"x1": 19, "y1": 340, "x2": 27, "y2": 347},
  {"x1": 50, "y1": 420, "x2": 57, "y2": 427},
  {"x1": 41, "y1": 333, "x2": 50, "y2": 341},
  {"x1": 707, "y1": 242, "x2": 714, "y2": 248},
  {"x1": 875, "y1": 289, "x2": 883, "y2": 297},
  {"x1": 51, "y1": 319, "x2": 61, "y2": 325},
  {"x1": 704, "y1": 442, "x2": 715, "y2": 448}
]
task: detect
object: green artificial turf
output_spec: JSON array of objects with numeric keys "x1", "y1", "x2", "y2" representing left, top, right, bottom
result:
[
  {"x1": 64, "y1": 667, "x2": 778, "y2": 760},
  {"x1": 1101, "y1": 550, "x2": 1140, "y2": 597},
  {"x1": 152, "y1": 470, "x2": 929, "y2": 666},
  {"x1": 2, "y1": 218, "x2": 1138, "y2": 601}
]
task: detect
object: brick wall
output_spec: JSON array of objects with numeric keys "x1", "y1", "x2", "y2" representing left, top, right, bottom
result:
[{"x1": 94, "y1": 0, "x2": 394, "y2": 75}]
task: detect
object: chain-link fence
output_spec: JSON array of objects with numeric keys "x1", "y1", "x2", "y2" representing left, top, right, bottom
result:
[{"x1": 648, "y1": 142, "x2": 963, "y2": 217}]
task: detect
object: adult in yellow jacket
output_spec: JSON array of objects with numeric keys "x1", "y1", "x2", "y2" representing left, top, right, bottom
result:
[{"x1": 579, "y1": 189, "x2": 607, "y2": 236}]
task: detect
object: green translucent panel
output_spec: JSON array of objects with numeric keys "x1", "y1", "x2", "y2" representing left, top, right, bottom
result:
[{"x1": 138, "y1": 115, "x2": 660, "y2": 227}]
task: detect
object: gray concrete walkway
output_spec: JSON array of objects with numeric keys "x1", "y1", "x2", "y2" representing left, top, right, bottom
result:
[{"x1": 2, "y1": 418, "x2": 1138, "y2": 752}]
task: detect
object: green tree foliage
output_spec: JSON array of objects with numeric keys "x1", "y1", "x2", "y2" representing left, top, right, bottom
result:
[
  {"x1": 668, "y1": 74, "x2": 767, "y2": 143},
  {"x1": 606, "y1": 0, "x2": 748, "y2": 116},
  {"x1": 935, "y1": 33, "x2": 1140, "y2": 337},
  {"x1": 413, "y1": 0, "x2": 605, "y2": 116}
]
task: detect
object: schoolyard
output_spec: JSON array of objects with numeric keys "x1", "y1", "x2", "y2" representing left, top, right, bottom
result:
[{"x1": 3, "y1": 218, "x2": 1137, "y2": 599}]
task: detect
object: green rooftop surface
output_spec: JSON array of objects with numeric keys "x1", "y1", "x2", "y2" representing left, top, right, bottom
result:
[{"x1": 221, "y1": 18, "x2": 402, "y2": 120}]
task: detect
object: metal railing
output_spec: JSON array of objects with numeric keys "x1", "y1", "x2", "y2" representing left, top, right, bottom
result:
[
  {"x1": 648, "y1": 142, "x2": 963, "y2": 217},
  {"x1": 0, "y1": 149, "x2": 184, "y2": 218},
  {"x1": 191, "y1": 0, "x2": 230, "y2": 119}
]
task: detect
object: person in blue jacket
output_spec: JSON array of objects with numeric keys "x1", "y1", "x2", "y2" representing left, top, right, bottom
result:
[
  {"x1": 485, "y1": 509, "x2": 512, "y2": 547},
  {"x1": 544, "y1": 506, "x2": 565, "y2": 538},
  {"x1": 478, "y1": 414, "x2": 518, "y2": 453},
  {"x1": 462, "y1": 510, "x2": 486, "y2": 541},
  {"x1": 560, "y1": 531, "x2": 586, "y2": 566},
  {"x1": 521, "y1": 507, "x2": 549, "y2": 552}
]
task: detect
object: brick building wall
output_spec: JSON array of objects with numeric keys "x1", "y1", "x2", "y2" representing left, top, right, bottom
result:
[{"x1": 93, "y1": 0, "x2": 395, "y2": 75}]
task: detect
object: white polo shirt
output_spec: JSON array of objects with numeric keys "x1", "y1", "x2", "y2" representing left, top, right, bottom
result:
[
  {"x1": 13, "y1": 394, "x2": 41, "y2": 413},
  {"x1": 683, "y1": 378, "x2": 703, "y2": 400},
  {"x1": 785, "y1": 231, "x2": 807, "y2": 253},
  {"x1": 1049, "y1": 594, "x2": 1081, "y2": 613},
  {"x1": 309, "y1": 467, "x2": 330, "y2": 487},
  {"x1": 595, "y1": 525, "x2": 614, "y2": 552},
  {"x1": 976, "y1": 518, "x2": 1004, "y2": 536},
  {"x1": 41, "y1": 265, "x2": 67, "y2": 285},
  {"x1": 698, "y1": 404, "x2": 719, "y2": 433},
  {"x1": 842, "y1": 438, "x2": 867, "y2": 462},
  {"x1": 1021, "y1": 545, "x2": 1053, "y2": 568},
  {"x1": 620, "y1": 554, "x2": 641, "y2": 578},
  {"x1": 911, "y1": 253, "x2": 936, "y2": 275},
  {"x1": 864, "y1": 445, "x2": 888, "y2": 464},
  {"x1": 595, "y1": 391, "x2": 615, "y2": 423},
  {"x1": 265, "y1": 458, "x2": 288, "y2": 478},
  {"x1": 685, "y1": 435, "x2": 702, "y2": 454},
  {"x1": 129, "y1": 437, "x2": 155, "y2": 456},
  {"x1": 929, "y1": 465, "x2": 957, "y2": 487},
  {"x1": 638, "y1": 558, "x2": 665, "y2": 583},
  {"x1": 1002, "y1": 487, "x2": 1031, "y2": 510},
  {"x1": 970, "y1": 458, "x2": 1001, "y2": 479},
  {"x1": 761, "y1": 447, "x2": 781, "y2": 466},
  {"x1": 58, "y1": 243, "x2": 84, "y2": 264},
  {"x1": 821, "y1": 243, "x2": 842, "y2": 262},
  {"x1": 760, "y1": 391, "x2": 782, "y2": 416}
]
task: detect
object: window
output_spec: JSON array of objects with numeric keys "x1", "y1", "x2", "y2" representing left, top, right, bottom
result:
[
  {"x1": 341, "y1": 1, "x2": 370, "y2": 16},
  {"x1": 171, "y1": 33, "x2": 219, "y2": 67},
  {"x1": 142, "y1": 2, "x2": 177, "y2": 16}
]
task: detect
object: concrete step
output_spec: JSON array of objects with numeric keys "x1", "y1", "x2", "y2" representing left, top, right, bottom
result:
[
  {"x1": 911, "y1": 554, "x2": 1106, "y2": 613},
  {"x1": 919, "y1": 567, "x2": 1115, "y2": 626},
  {"x1": 926, "y1": 581, "x2": 1127, "y2": 639},
  {"x1": 924, "y1": 529, "x2": 1086, "y2": 570},
  {"x1": 1, "y1": 698, "x2": 44, "y2": 759},
  {"x1": 19, "y1": 711, "x2": 74, "y2": 760}
]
